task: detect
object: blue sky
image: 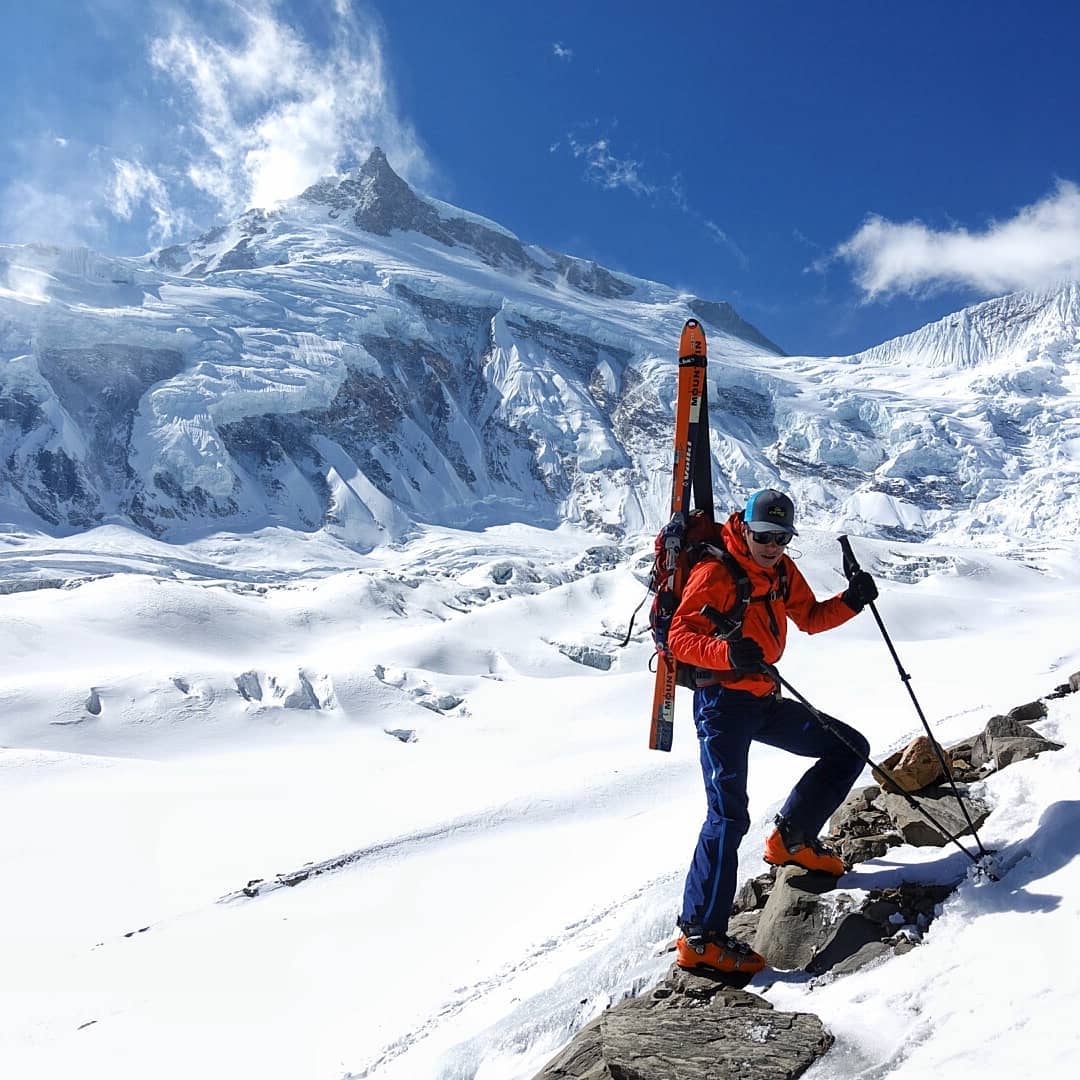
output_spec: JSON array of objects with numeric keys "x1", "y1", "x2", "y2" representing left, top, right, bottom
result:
[{"x1": 3, "y1": 0, "x2": 1080, "y2": 355}]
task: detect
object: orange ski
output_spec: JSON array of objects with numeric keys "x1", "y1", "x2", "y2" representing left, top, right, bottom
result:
[{"x1": 648, "y1": 319, "x2": 710, "y2": 751}]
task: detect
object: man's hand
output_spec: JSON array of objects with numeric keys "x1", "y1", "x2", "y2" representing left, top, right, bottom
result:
[
  {"x1": 842, "y1": 570, "x2": 878, "y2": 613},
  {"x1": 727, "y1": 636, "x2": 765, "y2": 671}
]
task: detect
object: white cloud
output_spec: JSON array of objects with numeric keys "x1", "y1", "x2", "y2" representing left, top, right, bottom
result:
[
  {"x1": 553, "y1": 42, "x2": 573, "y2": 60},
  {"x1": 0, "y1": 177, "x2": 106, "y2": 249},
  {"x1": 703, "y1": 219, "x2": 749, "y2": 267},
  {"x1": 149, "y1": 0, "x2": 428, "y2": 217},
  {"x1": 567, "y1": 134, "x2": 654, "y2": 197},
  {"x1": 836, "y1": 180, "x2": 1080, "y2": 298},
  {"x1": 108, "y1": 159, "x2": 189, "y2": 244}
]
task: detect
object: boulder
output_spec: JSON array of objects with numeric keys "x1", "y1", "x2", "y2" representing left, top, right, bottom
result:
[
  {"x1": 535, "y1": 966, "x2": 834, "y2": 1079},
  {"x1": 872, "y1": 736, "x2": 946, "y2": 793},
  {"x1": 753, "y1": 866, "x2": 846, "y2": 971},
  {"x1": 1006, "y1": 701, "x2": 1048, "y2": 724},
  {"x1": 872, "y1": 785, "x2": 990, "y2": 847},
  {"x1": 1071, "y1": 671, "x2": 1080, "y2": 693},
  {"x1": 970, "y1": 715, "x2": 1062, "y2": 769}
]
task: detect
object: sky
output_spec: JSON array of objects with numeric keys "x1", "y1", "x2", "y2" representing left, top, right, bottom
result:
[{"x1": 3, "y1": 0, "x2": 1080, "y2": 355}]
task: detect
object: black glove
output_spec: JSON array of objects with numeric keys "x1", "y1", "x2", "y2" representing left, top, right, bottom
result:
[
  {"x1": 727, "y1": 636, "x2": 765, "y2": 671},
  {"x1": 842, "y1": 570, "x2": 878, "y2": 613}
]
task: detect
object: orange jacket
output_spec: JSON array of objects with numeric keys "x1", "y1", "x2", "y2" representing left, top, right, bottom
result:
[{"x1": 667, "y1": 512, "x2": 856, "y2": 697}]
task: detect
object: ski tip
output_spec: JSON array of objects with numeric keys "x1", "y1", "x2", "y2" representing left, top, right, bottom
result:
[{"x1": 679, "y1": 319, "x2": 707, "y2": 362}]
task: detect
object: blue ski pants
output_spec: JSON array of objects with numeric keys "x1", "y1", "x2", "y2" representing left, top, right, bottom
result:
[{"x1": 679, "y1": 684, "x2": 870, "y2": 936}]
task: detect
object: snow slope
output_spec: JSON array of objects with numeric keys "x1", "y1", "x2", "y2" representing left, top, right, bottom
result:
[{"x1": 3, "y1": 150, "x2": 1080, "y2": 1080}]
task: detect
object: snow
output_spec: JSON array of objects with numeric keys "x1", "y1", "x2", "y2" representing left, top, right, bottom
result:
[
  {"x1": 1, "y1": 514, "x2": 1079, "y2": 1079},
  {"x1": 3, "y1": 165, "x2": 1080, "y2": 1078}
]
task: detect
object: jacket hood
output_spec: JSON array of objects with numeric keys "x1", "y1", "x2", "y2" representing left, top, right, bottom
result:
[{"x1": 720, "y1": 510, "x2": 787, "y2": 583}]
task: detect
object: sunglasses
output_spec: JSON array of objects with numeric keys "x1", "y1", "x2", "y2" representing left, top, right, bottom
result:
[{"x1": 748, "y1": 530, "x2": 792, "y2": 547}]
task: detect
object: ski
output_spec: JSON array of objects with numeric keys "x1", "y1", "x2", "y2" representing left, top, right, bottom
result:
[{"x1": 649, "y1": 318, "x2": 711, "y2": 751}]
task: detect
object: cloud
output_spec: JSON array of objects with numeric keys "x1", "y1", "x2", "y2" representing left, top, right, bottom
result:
[
  {"x1": 566, "y1": 134, "x2": 654, "y2": 197},
  {"x1": 108, "y1": 159, "x2": 189, "y2": 244},
  {"x1": 836, "y1": 180, "x2": 1080, "y2": 298},
  {"x1": 149, "y1": 0, "x2": 429, "y2": 218},
  {"x1": 553, "y1": 42, "x2": 573, "y2": 60},
  {"x1": 0, "y1": 176, "x2": 107, "y2": 249},
  {"x1": 703, "y1": 219, "x2": 749, "y2": 268}
]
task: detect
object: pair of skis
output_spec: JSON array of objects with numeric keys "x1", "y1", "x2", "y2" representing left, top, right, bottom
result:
[{"x1": 649, "y1": 319, "x2": 714, "y2": 751}]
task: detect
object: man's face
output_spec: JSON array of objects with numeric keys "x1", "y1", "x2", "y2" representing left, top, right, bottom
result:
[{"x1": 743, "y1": 524, "x2": 789, "y2": 569}]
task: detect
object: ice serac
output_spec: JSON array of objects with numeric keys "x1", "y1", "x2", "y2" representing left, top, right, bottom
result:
[{"x1": 2, "y1": 150, "x2": 1079, "y2": 549}]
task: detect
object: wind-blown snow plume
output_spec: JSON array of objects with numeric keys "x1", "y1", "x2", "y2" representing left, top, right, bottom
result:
[
  {"x1": 108, "y1": 159, "x2": 188, "y2": 244},
  {"x1": 149, "y1": 0, "x2": 429, "y2": 214},
  {"x1": 837, "y1": 180, "x2": 1080, "y2": 298}
]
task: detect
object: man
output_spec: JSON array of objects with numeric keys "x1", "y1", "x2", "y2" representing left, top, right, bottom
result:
[{"x1": 667, "y1": 488, "x2": 878, "y2": 976}]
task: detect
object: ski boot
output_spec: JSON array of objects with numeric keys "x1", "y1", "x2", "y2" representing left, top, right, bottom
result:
[
  {"x1": 675, "y1": 929, "x2": 765, "y2": 986},
  {"x1": 763, "y1": 814, "x2": 845, "y2": 876}
]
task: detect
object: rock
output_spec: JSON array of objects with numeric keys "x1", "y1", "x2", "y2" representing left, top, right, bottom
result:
[
  {"x1": 557, "y1": 644, "x2": 614, "y2": 671},
  {"x1": 872, "y1": 736, "x2": 946, "y2": 793},
  {"x1": 873, "y1": 785, "x2": 991, "y2": 847},
  {"x1": 733, "y1": 871, "x2": 775, "y2": 914},
  {"x1": 828, "y1": 785, "x2": 902, "y2": 866},
  {"x1": 970, "y1": 714, "x2": 1061, "y2": 769},
  {"x1": 1006, "y1": 701, "x2": 1048, "y2": 724},
  {"x1": 753, "y1": 866, "x2": 843, "y2": 971},
  {"x1": 993, "y1": 736, "x2": 1063, "y2": 769},
  {"x1": 806, "y1": 913, "x2": 884, "y2": 975},
  {"x1": 534, "y1": 966, "x2": 834, "y2": 1079},
  {"x1": 828, "y1": 940, "x2": 893, "y2": 977},
  {"x1": 235, "y1": 671, "x2": 263, "y2": 702},
  {"x1": 384, "y1": 728, "x2": 418, "y2": 743},
  {"x1": 1071, "y1": 671, "x2": 1080, "y2": 693}
]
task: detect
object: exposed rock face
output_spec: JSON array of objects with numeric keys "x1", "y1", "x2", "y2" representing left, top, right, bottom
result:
[{"x1": 535, "y1": 966, "x2": 832, "y2": 1080}]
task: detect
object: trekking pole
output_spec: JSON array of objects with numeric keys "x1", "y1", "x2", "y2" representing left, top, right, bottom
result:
[
  {"x1": 759, "y1": 662, "x2": 994, "y2": 875},
  {"x1": 838, "y1": 536, "x2": 993, "y2": 861}
]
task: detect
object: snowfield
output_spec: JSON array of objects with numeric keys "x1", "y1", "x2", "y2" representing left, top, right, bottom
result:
[{"x1": 1, "y1": 518, "x2": 1078, "y2": 1079}]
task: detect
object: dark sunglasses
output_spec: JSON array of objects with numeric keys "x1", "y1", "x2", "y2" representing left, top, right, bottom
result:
[{"x1": 749, "y1": 530, "x2": 792, "y2": 547}]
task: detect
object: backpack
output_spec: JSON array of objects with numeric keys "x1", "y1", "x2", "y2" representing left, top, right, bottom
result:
[{"x1": 641, "y1": 509, "x2": 789, "y2": 688}]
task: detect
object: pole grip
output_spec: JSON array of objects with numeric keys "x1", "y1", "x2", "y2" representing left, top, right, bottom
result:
[{"x1": 837, "y1": 534, "x2": 861, "y2": 582}]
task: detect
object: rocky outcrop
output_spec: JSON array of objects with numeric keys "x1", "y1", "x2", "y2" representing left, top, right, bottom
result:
[{"x1": 535, "y1": 967, "x2": 832, "y2": 1080}]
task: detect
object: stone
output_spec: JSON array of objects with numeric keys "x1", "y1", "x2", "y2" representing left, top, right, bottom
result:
[
  {"x1": 872, "y1": 736, "x2": 946, "y2": 793},
  {"x1": 1070, "y1": 671, "x2": 1080, "y2": 693},
  {"x1": 1006, "y1": 701, "x2": 1048, "y2": 724},
  {"x1": 970, "y1": 714, "x2": 1062, "y2": 769},
  {"x1": 753, "y1": 866, "x2": 845, "y2": 971},
  {"x1": 827, "y1": 940, "x2": 893, "y2": 977},
  {"x1": 533, "y1": 967, "x2": 833, "y2": 1080},
  {"x1": 993, "y1": 736, "x2": 1063, "y2": 769},
  {"x1": 873, "y1": 786, "x2": 991, "y2": 847},
  {"x1": 806, "y1": 913, "x2": 885, "y2": 975}
]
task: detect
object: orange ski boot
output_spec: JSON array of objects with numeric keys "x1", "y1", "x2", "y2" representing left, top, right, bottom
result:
[
  {"x1": 763, "y1": 818, "x2": 845, "y2": 877},
  {"x1": 675, "y1": 932, "x2": 766, "y2": 976}
]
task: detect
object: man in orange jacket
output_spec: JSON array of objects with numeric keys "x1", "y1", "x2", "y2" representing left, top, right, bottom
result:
[{"x1": 667, "y1": 488, "x2": 878, "y2": 976}]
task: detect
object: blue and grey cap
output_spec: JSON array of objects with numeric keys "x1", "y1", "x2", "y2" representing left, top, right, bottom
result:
[{"x1": 744, "y1": 488, "x2": 798, "y2": 535}]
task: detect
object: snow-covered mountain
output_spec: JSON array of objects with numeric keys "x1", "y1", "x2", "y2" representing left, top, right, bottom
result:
[{"x1": 2, "y1": 147, "x2": 1077, "y2": 550}]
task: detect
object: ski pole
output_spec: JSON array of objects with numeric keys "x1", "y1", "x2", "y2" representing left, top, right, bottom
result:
[
  {"x1": 838, "y1": 536, "x2": 993, "y2": 861},
  {"x1": 758, "y1": 662, "x2": 992, "y2": 874}
]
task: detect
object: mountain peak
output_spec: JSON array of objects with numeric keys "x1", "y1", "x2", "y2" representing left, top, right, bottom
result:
[{"x1": 301, "y1": 146, "x2": 425, "y2": 237}]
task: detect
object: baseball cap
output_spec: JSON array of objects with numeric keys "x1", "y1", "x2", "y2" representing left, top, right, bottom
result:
[{"x1": 744, "y1": 488, "x2": 798, "y2": 535}]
